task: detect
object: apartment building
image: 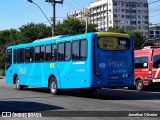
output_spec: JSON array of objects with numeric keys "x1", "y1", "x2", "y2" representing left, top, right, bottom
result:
[
  {"x1": 67, "y1": 0, "x2": 149, "y2": 36},
  {"x1": 67, "y1": 8, "x2": 90, "y2": 23},
  {"x1": 149, "y1": 24, "x2": 160, "y2": 39}
]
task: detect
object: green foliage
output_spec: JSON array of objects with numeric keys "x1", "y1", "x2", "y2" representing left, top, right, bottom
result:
[
  {"x1": 55, "y1": 18, "x2": 97, "y2": 35},
  {"x1": 127, "y1": 30, "x2": 147, "y2": 49},
  {"x1": 0, "y1": 20, "x2": 97, "y2": 71},
  {"x1": 108, "y1": 26, "x2": 126, "y2": 33},
  {"x1": 0, "y1": 29, "x2": 21, "y2": 69},
  {"x1": 19, "y1": 22, "x2": 52, "y2": 43}
]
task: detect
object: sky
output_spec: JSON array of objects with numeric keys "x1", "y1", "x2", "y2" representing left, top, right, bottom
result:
[{"x1": 0, "y1": 0, "x2": 159, "y2": 30}]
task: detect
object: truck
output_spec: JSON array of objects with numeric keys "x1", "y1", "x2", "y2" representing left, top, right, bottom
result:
[{"x1": 134, "y1": 46, "x2": 160, "y2": 91}]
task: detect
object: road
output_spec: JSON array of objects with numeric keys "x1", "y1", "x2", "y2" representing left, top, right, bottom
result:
[{"x1": 0, "y1": 77, "x2": 160, "y2": 120}]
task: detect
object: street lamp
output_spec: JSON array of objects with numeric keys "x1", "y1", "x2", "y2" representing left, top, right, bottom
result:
[{"x1": 27, "y1": 0, "x2": 53, "y2": 36}]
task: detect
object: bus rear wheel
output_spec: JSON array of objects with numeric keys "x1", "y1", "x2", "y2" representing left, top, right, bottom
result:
[
  {"x1": 49, "y1": 77, "x2": 59, "y2": 95},
  {"x1": 15, "y1": 76, "x2": 24, "y2": 90},
  {"x1": 136, "y1": 80, "x2": 144, "y2": 91}
]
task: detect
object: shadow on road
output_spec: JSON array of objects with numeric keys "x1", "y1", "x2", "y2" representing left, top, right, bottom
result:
[
  {"x1": 0, "y1": 101, "x2": 63, "y2": 113},
  {"x1": 21, "y1": 87, "x2": 160, "y2": 100}
]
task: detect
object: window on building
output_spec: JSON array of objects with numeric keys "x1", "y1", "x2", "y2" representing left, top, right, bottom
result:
[
  {"x1": 113, "y1": 2, "x2": 117, "y2": 6},
  {"x1": 150, "y1": 31, "x2": 154, "y2": 34},
  {"x1": 156, "y1": 31, "x2": 160, "y2": 34},
  {"x1": 125, "y1": 3, "x2": 129, "y2": 7}
]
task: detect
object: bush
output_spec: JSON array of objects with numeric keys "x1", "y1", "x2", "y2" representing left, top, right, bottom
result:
[{"x1": 0, "y1": 69, "x2": 5, "y2": 76}]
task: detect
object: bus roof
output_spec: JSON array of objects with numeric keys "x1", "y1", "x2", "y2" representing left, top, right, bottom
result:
[
  {"x1": 7, "y1": 32, "x2": 130, "y2": 50},
  {"x1": 7, "y1": 32, "x2": 96, "y2": 49},
  {"x1": 33, "y1": 35, "x2": 68, "y2": 43},
  {"x1": 97, "y1": 32, "x2": 129, "y2": 38}
]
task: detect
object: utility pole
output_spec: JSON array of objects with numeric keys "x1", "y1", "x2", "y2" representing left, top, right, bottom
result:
[
  {"x1": 45, "y1": 0, "x2": 63, "y2": 36},
  {"x1": 84, "y1": 12, "x2": 91, "y2": 33},
  {"x1": 106, "y1": 1, "x2": 109, "y2": 31}
]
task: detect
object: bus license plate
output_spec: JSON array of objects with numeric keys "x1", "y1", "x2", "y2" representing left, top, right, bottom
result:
[{"x1": 110, "y1": 76, "x2": 119, "y2": 80}]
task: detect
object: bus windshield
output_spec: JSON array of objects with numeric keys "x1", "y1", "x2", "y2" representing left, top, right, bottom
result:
[{"x1": 98, "y1": 37, "x2": 130, "y2": 50}]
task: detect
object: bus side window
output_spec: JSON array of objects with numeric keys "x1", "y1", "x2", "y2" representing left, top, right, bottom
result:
[
  {"x1": 35, "y1": 46, "x2": 40, "y2": 62},
  {"x1": 21, "y1": 49, "x2": 25, "y2": 63},
  {"x1": 14, "y1": 49, "x2": 17, "y2": 64},
  {"x1": 30, "y1": 47, "x2": 34, "y2": 62},
  {"x1": 72, "y1": 41, "x2": 80, "y2": 60},
  {"x1": 45, "y1": 44, "x2": 51, "y2": 62},
  {"x1": 25, "y1": 48, "x2": 30, "y2": 62},
  {"x1": 17, "y1": 49, "x2": 24, "y2": 63},
  {"x1": 40, "y1": 46, "x2": 45, "y2": 62},
  {"x1": 52, "y1": 44, "x2": 57, "y2": 62},
  {"x1": 65, "y1": 42, "x2": 71, "y2": 61},
  {"x1": 80, "y1": 40, "x2": 87, "y2": 60},
  {"x1": 6, "y1": 49, "x2": 12, "y2": 65},
  {"x1": 58, "y1": 43, "x2": 64, "y2": 61},
  {"x1": 25, "y1": 47, "x2": 34, "y2": 63}
]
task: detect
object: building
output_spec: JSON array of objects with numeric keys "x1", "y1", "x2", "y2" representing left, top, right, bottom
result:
[
  {"x1": 67, "y1": 8, "x2": 90, "y2": 23},
  {"x1": 149, "y1": 24, "x2": 160, "y2": 39},
  {"x1": 67, "y1": 0, "x2": 149, "y2": 36}
]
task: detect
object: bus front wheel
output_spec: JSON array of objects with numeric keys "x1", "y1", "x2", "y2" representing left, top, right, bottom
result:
[
  {"x1": 49, "y1": 77, "x2": 59, "y2": 95},
  {"x1": 136, "y1": 80, "x2": 144, "y2": 91},
  {"x1": 15, "y1": 76, "x2": 24, "y2": 90}
]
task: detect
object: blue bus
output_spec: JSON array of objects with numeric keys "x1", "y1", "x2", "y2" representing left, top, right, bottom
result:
[{"x1": 6, "y1": 32, "x2": 134, "y2": 95}]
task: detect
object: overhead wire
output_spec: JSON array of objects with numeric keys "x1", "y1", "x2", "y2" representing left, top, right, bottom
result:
[
  {"x1": 149, "y1": 0, "x2": 160, "y2": 4},
  {"x1": 1, "y1": 0, "x2": 160, "y2": 30},
  {"x1": 65, "y1": 0, "x2": 79, "y2": 10}
]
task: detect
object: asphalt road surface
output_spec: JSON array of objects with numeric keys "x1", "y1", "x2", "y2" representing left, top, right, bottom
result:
[{"x1": 0, "y1": 77, "x2": 160, "y2": 120}]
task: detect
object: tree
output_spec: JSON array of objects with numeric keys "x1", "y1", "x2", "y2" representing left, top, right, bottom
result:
[
  {"x1": 55, "y1": 18, "x2": 97, "y2": 35},
  {"x1": 127, "y1": 30, "x2": 147, "y2": 49},
  {"x1": 0, "y1": 29, "x2": 21, "y2": 70},
  {"x1": 19, "y1": 22, "x2": 52, "y2": 43},
  {"x1": 108, "y1": 26, "x2": 126, "y2": 33}
]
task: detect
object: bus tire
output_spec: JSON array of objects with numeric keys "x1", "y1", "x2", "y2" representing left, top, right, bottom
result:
[
  {"x1": 49, "y1": 77, "x2": 59, "y2": 95},
  {"x1": 15, "y1": 76, "x2": 24, "y2": 90},
  {"x1": 136, "y1": 80, "x2": 144, "y2": 91}
]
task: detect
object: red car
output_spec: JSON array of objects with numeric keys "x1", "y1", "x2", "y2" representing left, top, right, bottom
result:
[{"x1": 134, "y1": 46, "x2": 160, "y2": 91}]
